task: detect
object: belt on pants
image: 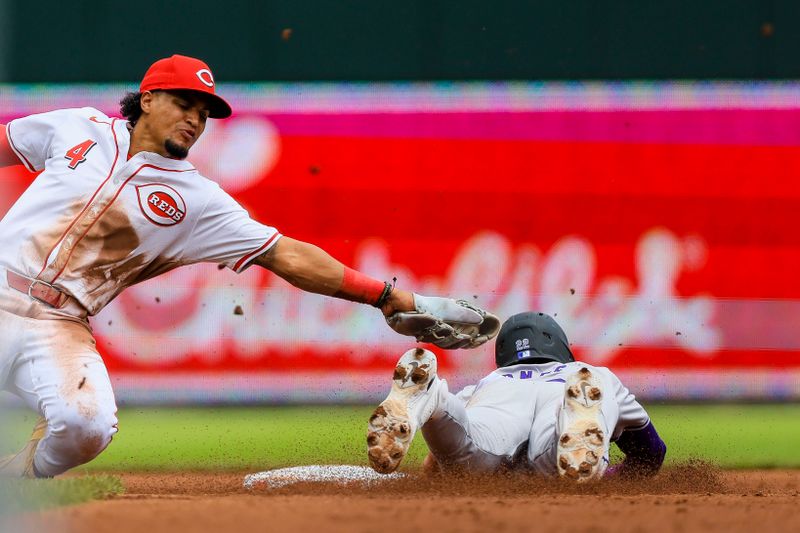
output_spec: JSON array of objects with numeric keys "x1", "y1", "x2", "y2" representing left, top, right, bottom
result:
[{"x1": 6, "y1": 270, "x2": 69, "y2": 308}]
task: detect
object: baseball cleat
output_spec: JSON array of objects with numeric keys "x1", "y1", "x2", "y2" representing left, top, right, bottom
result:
[
  {"x1": 556, "y1": 367, "x2": 608, "y2": 483},
  {"x1": 0, "y1": 415, "x2": 47, "y2": 478},
  {"x1": 367, "y1": 348, "x2": 439, "y2": 474}
]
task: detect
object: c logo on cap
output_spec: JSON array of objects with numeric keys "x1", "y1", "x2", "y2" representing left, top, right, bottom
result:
[{"x1": 196, "y1": 69, "x2": 215, "y2": 87}]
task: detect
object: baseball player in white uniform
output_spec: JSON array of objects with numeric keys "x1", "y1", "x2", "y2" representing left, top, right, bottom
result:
[
  {"x1": 367, "y1": 312, "x2": 667, "y2": 482},
  {"x1": 0, "y1": 55, "x2": 499, "y2": 478}
]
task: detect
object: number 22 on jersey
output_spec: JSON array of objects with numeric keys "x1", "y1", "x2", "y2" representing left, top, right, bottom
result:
[{"x1": 64, "y1": 139, "x2": 97, "y2": 169}]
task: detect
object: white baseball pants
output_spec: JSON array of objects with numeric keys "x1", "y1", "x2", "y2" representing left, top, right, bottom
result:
[{"x1": 0, "y1": 286, "x2": 118, "y2": 477}]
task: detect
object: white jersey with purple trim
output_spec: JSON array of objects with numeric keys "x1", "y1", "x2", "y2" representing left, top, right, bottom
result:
[
  {"x1": 425, "y1": 361, "x2": 650, "y2": 475},
  {"x1": 1, "y1": 107, "x2": 280, "y2": 316},
  {"x1": 467, "y1": 361, "x2": 650, "y2": 438}
]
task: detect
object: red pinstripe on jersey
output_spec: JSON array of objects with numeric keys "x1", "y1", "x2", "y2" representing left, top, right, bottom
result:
[
  {"x1": 37, "y1": 119, "x2": 122, "y2": 281},
  {"x1": 5, "y1": 121, "x2": 37, "y2": 172},
  {"x1": 46, "y1": 163, "x2": 194, "y2": 284},
  {"x1": 233, "y1": 232, "x2": 281, "y2": 272}
]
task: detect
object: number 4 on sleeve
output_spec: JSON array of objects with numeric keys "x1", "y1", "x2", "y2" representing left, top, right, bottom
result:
[{"x1": 64, "y1": 139, "x2": 96, "y2": 169}]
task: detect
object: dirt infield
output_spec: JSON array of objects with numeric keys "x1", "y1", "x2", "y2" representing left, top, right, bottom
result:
[{"x1": 14, "y1": 467, "x2": 800, "y2": 533}]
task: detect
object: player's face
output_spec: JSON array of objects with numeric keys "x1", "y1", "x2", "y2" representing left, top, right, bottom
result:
[{"x1": 140, "y1": 90, "x2": 210, "y2": 159}]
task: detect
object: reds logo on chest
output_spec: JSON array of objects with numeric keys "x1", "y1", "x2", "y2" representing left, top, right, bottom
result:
[{"x1": 135, "y1": 184, "x2": 187, "y2": 226}]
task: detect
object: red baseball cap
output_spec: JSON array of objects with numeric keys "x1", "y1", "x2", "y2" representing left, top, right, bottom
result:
[{"x1": 139, "y1": 55, "x2": 232, "y2": 119}]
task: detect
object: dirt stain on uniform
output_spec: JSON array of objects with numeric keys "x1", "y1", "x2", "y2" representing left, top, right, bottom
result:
[
  {"x1": 25, "y1": 199, "x2": 86, "y2": 271},
  {"x1": 78, "y1": 206, "x2": 141, "y2": 278},
  {"x1": 78, "y1": 432, "x2": 104, "y2": 460},
  {"x1": 67, "y1": 205, "x2": 148, "y2": 312},
  {"x1": 54, "y1": 320, "x2": 100, "y2": 419},
  {"x1": 77, "y1": 400, "x2": 97, "y2": 421}
]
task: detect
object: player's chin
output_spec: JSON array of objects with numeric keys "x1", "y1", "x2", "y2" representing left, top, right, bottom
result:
[{"x1": 164, "y1": 138, "x2": 191, "y2": 159}]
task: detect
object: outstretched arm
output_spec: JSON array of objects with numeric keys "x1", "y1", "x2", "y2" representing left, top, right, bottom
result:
[
  {"x1": 610, "y1": 421, "x2": 667, "y2": 478},
  {"x1": 252, "y1": 235, "x2": 500, "y2": 348},
  {"x1": 0, "y1": 124, "x2": 22, "y2": 168},
  {"x1": 252, "y1": 235, "x2": 414, "y2": 316}
]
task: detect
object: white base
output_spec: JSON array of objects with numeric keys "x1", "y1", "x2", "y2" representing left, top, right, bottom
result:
[{"x1": 243, "y1": 464, "x2": 405, "y2": 489}]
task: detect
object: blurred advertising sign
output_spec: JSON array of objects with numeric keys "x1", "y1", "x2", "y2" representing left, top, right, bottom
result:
[{"x1": 1, "y1": 82, "x2": 799, "y2": 402}]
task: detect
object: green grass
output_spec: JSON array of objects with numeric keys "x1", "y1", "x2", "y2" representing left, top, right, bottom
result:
[
  {"x1": 646, "y1": 404, "x2": 800, "y2": 468},
  {"x1": 2, "y1": 404, "x2": 799, "y2": 472},
  {"x1": 0, "y1": 474, "x2": 123, "y2": 514}
]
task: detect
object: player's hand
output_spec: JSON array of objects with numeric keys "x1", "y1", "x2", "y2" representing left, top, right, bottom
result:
[
  {"x1": 422, "y1": 452, "x2": 442, "y2": 475},
  {"x1": 385, "y1": 293, "x2": 501, "y2": 349},
  {"x1": 379, "y1": 288, "x2": 415, "y2": 317}
]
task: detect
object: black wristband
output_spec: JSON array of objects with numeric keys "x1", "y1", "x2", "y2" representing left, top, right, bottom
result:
[{"x1": 373, "y1": 281, "x2": 394, "y2": 308}]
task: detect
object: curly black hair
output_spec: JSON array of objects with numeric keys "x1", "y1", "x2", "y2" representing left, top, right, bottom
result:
[{"x1": 119, "y1": 92, "x2": 143, "y2": 126}]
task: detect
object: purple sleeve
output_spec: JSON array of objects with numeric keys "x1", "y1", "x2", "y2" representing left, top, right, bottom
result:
[{"x1": 609, "y1": 421, "x2": 667, "y2": 477}]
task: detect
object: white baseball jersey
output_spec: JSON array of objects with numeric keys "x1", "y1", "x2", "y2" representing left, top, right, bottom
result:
[
  {"x1": 1, "y1": 107, "x2": 280, "y2": 316},
  {"x1": 421, "y1": 361, "x2": 650, "y2": 475},
  {"x1": 478, "y1": 362, "x2": 649, "y2": 473},
  {"x1": 464, "y1": 361, "x2": 649, "y2": 439}
]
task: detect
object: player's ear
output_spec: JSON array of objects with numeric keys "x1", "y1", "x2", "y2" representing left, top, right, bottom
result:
[{"x1": 139, "y1": 91, "x2": 155, "y2": 115}]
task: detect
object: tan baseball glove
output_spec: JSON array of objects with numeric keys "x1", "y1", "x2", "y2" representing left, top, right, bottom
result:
[{"x1": 386, "y1": 293, "x2": 501, "y2": 349}]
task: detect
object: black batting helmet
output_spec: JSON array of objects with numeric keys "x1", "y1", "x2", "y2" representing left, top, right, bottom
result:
[{"x1": 495, "y1": 312, "x2": 575, "y2": 368}]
